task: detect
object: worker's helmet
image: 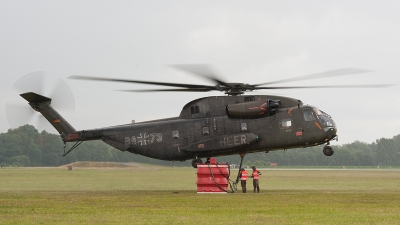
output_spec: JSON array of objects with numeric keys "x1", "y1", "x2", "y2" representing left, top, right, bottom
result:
[
  {"x1": 241, "y1": 168, "x2": 245, "y2": 171},
  {"x1": 252, "y1": 166, "x2": 256, "y2": 170}
]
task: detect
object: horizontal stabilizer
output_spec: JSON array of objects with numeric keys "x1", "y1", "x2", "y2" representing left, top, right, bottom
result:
[{"x1": 20, "y1": 92, "x2": 51, "y2": 103}]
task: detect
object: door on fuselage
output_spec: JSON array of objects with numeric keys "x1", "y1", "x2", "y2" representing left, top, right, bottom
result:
[
  {"x1": 279, "y1": 116, "x2": 292, "y2": 148},
  {"x1": 279, "y1": 107, "x2": 294, "y2": 148},
  {"x1": 190, "y1": 117, "x2": 218, "y2": 152},
  {"x1": 292, "y1": 108, "x2": 305, "y2": 145},
  {"x1": 279, "y1": 107, "x2": 305, "y2": 148}
]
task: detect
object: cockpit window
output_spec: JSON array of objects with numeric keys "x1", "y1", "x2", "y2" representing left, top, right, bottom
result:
[
  {"x1": 303, "y1": 110, "x2": 316, "y2": 121},
  {"x1": 318, "y1": 115, "x2": 334, "y2": 127},
  {"x1": 314, "y1": 109, "x2": 323, "y2": 115},
  {"x1": 282, "y1": 118, "x2": 292, "y2": 128},
  {"x1": 172, "y1": 130, "x2": 179, "y2": 138},
  {"x1": 313, "y1": 108, "x2": 335, "y2": 127},
  {"x1": 191, "y1": 106, "x2": 199, "y2": 114}
]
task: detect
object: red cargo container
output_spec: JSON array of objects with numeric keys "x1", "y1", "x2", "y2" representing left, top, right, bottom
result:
[{"x1": 196, "y1": 159, "x2": 230, "y2": 193}]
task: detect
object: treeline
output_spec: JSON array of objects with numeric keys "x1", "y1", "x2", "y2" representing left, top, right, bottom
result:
[
  {"x1": 0, "y1": 125, "x2": 183, "y2": 167},
  {"x1": 220, "y1": 136, "x2": 400, "y2": 167},
  {"x1": 1, "y1": 125, "x2": 400, "y2": 167},
  {"x1": 220, "y1": 139, "x2": 400, "y2": 168}
]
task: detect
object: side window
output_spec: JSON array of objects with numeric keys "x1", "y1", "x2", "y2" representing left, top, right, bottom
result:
[
  {"x1": 303, "y1": 110, "x2": 316, "y2": 121},
  {"x1": 191, "y1": 106, "x2": 199, "y2": 114},
  {"x1": 240, "y1": 122, "x2": 247, "y2": 131},
  {"x1": 202, "y1": 126, "x2": 210, "y2": 135},
  {"x1": 172, "y1": 130, "x2": 179, "y2": 139},
  {"x1": 244, "y1": 96, "x2": 255, "y2": 102},
  {"x1": 282, "y1": 118, "x2": 292, "y2": 128}
]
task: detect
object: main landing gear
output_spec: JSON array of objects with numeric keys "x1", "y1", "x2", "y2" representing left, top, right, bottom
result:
[
  {"x1": 191, "y1": 157, "x2": 211, "y2": 168},
  {"x1": 323, "y1": 143, "x2": 334, "y2": 156},
  {"x1": 191, "y1": 158, "x2": 202, "y2": 168},
  {"x1": 230, "y1": 153, "x2": 245, "y2": 193}
]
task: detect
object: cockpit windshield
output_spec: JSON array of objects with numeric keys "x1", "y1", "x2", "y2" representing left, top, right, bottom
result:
[
  {"x1": 317, "y1": 115, "x2": 334, "y2": 127},
  {"x1": 314, "y1": 108, "x2": 335, "y2": 128},
  {"x1": 303, "y1": 107, "x2": 336, "y2": 128}
]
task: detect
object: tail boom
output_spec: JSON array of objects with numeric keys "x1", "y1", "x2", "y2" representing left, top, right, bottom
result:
[{"x1": 20, "y1": 92, "x2": 76, "y2": 135}]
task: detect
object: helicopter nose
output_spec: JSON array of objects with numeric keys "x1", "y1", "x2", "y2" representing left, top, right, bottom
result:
[{"x1": 326, "y1": 119, "x2": 337, "y2": 139}]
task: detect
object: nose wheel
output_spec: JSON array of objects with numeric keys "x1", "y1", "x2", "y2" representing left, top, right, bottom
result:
[{"x1": 323, "y1": 145, "x2": 334, "y2": 156}]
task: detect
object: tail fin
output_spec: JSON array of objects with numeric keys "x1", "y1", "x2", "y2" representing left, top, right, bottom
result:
[{"x1": 20, "y1": 92, "x2": 76, "y2": 134}]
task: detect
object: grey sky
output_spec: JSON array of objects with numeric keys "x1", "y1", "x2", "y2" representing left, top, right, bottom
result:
[{"x1": 1, "y1": 1, "x2": 399, "y2": 144}]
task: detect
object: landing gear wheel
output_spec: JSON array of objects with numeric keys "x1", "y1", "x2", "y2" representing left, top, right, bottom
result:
[
  {"x1": 191, "y1": 158, "x2": 203, "y2": 168},
  {"x1": 323, "y1": 145, "x2": 334, "y2": 156}
]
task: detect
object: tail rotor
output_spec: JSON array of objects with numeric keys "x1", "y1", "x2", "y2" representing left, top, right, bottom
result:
[{"x1": 5, "y1": 72, "x2": 75, "y2": 133}]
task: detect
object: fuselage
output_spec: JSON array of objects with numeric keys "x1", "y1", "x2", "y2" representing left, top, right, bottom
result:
[{"x1": 68, "y1": 95, "x2": 337, "y2": 162}]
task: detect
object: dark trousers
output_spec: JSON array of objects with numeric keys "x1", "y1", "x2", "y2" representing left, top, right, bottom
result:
[
  {"x1": 253, "y1": 179, "x2": 260, "y2": 193},
  {"x1": 241, "y1": 180, "x2": 247, "y2": 193}
]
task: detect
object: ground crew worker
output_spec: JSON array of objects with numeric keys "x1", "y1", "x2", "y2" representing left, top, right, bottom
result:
[
  {"x1": 240, "y1": 168, "x2": 248, "y2": 193},
  {"x1": 251, "y1": 166, "x2": 262, "y2": 193}
]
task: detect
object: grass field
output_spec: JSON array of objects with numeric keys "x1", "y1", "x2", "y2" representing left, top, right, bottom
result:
[{"x1": 1, "y1": 166, "x2": 400, "y2": 224}]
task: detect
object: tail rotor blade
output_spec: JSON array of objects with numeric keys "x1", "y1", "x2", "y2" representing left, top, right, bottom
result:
[
  {"x1": 35, "y1": 114, "x2": 56, "y2": 133},
  {"x1": 13, "y1": 71, "x2": 46, "y2": 94},
  {"x1": 49, "y1": 79, "x2": 75, "y2": 112},
  {"x1": 5, "y1": 103, "x2": 36, "y2": 129}
]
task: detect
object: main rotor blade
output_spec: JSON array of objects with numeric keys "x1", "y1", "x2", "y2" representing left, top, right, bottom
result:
[
  {"x1": 254, "y1": 84, "x2": 396, "y2": 89},
  {"x1": 118, "y1": 88, "x2": 216, "y2": 92},
  {"x1": 170, "y1": 64, "x2": 229, "y2": 86},
  {"x1": 68, "y1": 75, "x2": 216, "y2": 89},
  {"x1": 254, "y1": 68, "x2": 373, "y2": 86}
]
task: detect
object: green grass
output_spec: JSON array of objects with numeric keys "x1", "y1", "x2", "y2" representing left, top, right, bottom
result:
[{"x1": 1, "y1": 167, "x2": 400, "y2": 224}]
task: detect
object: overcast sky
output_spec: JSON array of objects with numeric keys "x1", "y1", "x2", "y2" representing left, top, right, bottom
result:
[{"x1": 1, "y1": 0, "x2": 399, "y2": 145}]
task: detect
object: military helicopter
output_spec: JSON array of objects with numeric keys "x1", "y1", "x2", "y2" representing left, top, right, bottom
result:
[{"x1": 17, "y1": 65, "x2": 394, "y2": 168}]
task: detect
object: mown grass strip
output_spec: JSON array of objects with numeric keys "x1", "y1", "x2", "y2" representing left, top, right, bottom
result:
[{"x1": 1, "y1": 167, "x2": 400, "y2": 224}]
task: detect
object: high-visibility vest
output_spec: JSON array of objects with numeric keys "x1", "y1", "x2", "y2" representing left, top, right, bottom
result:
[
  {"x1": 252, "y1": 170, "x2": 260, "y2": 180},
  {"x1": 241, "y1": 171, "x2": 248, "y2": 181}
]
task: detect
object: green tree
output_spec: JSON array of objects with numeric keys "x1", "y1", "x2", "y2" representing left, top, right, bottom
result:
[
  {"x1": 375, "y1": 138, "x2": 397, "y2": 166},
  {"x1": 10, "y1": 155, "x2": 30, "y2": 167},
  {"x1": 24, "y1": 143, "x2": 42, "y2": 166}
]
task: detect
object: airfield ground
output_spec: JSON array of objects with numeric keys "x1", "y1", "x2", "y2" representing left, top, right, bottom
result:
[{"x1": 1, "y1": 164, "x2": 400, "y2": 224}]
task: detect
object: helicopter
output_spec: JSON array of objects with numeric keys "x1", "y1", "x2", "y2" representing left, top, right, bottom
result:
[{"x1": 18, "y1": 65, "x2": 394, "y2": 168}]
